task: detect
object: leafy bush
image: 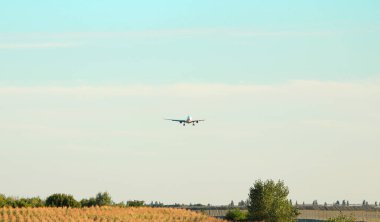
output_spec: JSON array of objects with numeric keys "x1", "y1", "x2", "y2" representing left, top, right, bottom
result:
[
  {"x1": 225, "y1": 208, "x2": 248, "y2": 221},
  {"x1": 327, "y1": 214, "x2": 356, "y2": 222},
  {"x1": 13, "y1": 197, "x2": 44, "y2": 208},
  {"x1": 95, "y1": 192, "x2": 112, "y2": 206},
  {"x1": 0, "y1": 195, "x2": 44, "y2": 208},
  {"x1": 80, "y1": 197, "x2": 97, "y2": 207},
  {"x1": 45, "y1": 194, "x2": 80, "y2": 208},
  {"x1": 127, "y1": 200, "x2": 145, "y2": 207},
  {"x1": 80, "y1": 192, "x2": 112, "y2": 207},
  {"x1": 0, "y1": 194, "x2": 6, "y2": 207},
  {"x1": 247, "y1": 179, "x2": 299, "y2": 222}
]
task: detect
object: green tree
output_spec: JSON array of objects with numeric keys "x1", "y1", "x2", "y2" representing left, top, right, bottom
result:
[
  {"x1": 0, "y1": 195, "x2": 44, "y2": 208},
  {"x1": 45, "y1": 194, "x2": 80, "y2": 208},
  {"x1": 80, "y1": 197, "x2": 97, "y2": 207},
  {"x1": 4, "y1": 196, "x2": 17, "y2": 208},
  {"x1": 95, "y1": 192, "x2": 112, "y2": 206},
  {"x1": 0, "y1": 194, "x2": 6, "y2": 207},
  {"x1": 225, "y1": 208, "x2": 248, "y2": 221},
  {"x1": 28, "y1": 197, "x2": 44, "y2": 207},
  {"x1": 238, "y1": 200, "x2": 246, "y2": 207},
  {"x1": 17, "y1": 197, "x2": 44, "y2": 208},
  {"x1": 247, "y1": 179, "x2": 299, "y2": 222},
  {"x1": 327, "y1": 214, "x2": 355, "y2": 222},
  {"x1": 114, "y1": 201, "x2": 126, "y2": 207},
  {"x1": 127, "y1": 200, "x2": 145, "y2": 207}
]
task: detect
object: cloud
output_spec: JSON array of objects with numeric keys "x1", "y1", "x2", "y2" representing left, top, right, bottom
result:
[
  {"x1": 0, "y1": 29, "x2": 335, "y2": 50},
  {"x1": 0, "y1": 28, "x2": 334, "y2": 42},
  {"x1": 0, "y1": 43, "x2": 76, "y2": 49},
  {"x1": 0, "y1": 80, "x2": 378, "y2": 98}
]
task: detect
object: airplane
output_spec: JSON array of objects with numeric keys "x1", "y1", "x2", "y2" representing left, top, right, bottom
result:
[{"x1": 165, "y1": 115, "x2": 205, "y2": 126}]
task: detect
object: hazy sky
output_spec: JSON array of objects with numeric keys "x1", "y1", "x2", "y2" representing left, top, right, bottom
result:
[{"x1": 0, "y1": 1, "x2": 379, "y2": 205}]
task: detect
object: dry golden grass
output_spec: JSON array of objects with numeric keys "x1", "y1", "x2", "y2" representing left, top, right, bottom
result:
[
  {"x1": 299, "y1": 210, "x2": 380, "y2": 222},
  {"x1": 0, "y1": 206, "x2": 225, "y2": 222}
]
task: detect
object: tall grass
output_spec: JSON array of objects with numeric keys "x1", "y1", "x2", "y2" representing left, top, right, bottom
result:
[
  {"x1": 0, "y1": 206, "x2": 225, "y2": 222},
  {"x1": 299, "y1": 210, "x2": 380, "y2": 222}
]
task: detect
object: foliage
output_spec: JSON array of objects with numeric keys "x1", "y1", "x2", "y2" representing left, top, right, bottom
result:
[
  {"x1": 12, "y1": 197, "x2": 44, "y2": 208},
  {"x1": 238, "y1": 200, "x2": 247, "y2": 207},
  {"x1": 247, "y1": 179, "x2": 299, "y2": 222},
  {"x1": 95, "y1": 192, "x2": 112, "y2": 206},
  {"x1": 2, "y1": 192, "x2": 113, "y2": 208},
  {"x1": 0, "y1": 195, "x2": 6, "y2": 208},
  {"x1": 80, "y1": 192, "x2": 112, "y2": 207},
  {"x1": 127, "y1": 200, "x2": 145, "y2": 207},
  {"x1": 150, "y1": 201, "x2": 164, "y2": 207},
  {"x1": 45, "y1": 193, "x2": 80, "y2": 208},
  {"x1": 0, "y1": 194, "x2": 44, "y2": 208},
  {"x1": 114, "y1": 201, "x2": 126, "y2": 207},
  {"x1": 80, "y1": 197, "x2": 97, "y2": 207},
  {"x1": 327, "y1": 214, "x2": 356, "y2": 222},
  {"x1": 225, "y1": 208, "x2": 248, "y2": 221}
]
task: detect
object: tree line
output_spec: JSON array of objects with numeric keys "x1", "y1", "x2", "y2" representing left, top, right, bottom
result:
[
  {"x1": 1, "y1": 180, "x2": 358, "y2": 222},
  {"x1": 0, "y1": 192, "x2": 144, "y2": 208},
  {"x1": 1, "y1": 180, "x2": 300, "y2": 221}
]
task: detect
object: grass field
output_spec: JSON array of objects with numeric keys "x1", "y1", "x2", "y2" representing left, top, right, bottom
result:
[
  {"x1": 0, "y1": 207, "x2": 225, "y2": 222},
  {"x1": 299, "y1": 210, "x2": 380, "y2": 222}
]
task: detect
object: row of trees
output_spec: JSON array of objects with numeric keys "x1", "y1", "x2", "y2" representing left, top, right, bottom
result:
[
  {"x1": 0, "y1": 180, "x2": 363, "y2": 222},
  {"x1": 1, "y1": 180, "x2": 298, "y2": 221},
  {"x1": 0, "y1": 192, "x2": 144, "y2": 208},
  {"x1": 310, "y1": 199, "x2": 379, "y2": 206},
  {"x1": 0, "y1": 195, "x2": 44, "y2": 208}
]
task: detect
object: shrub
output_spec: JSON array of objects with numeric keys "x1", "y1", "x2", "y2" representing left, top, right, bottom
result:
[
  {"x1": 127, "y1": 200, "x2": 145, "y2": 207},
  {"x1": 327, "y1": 214, "x2": 356, "y2": 222},
  {"x1": 247, "y1": 179, "x2": 299, "y2": 222},
  {"x1": 95, "y1": 192, "x2": 112, "y2": 206},
  {"x1": 80, "y1": 197, "x2": 97, "y2": 207},
  {"x1": 225, "y1": 208, "x2": 248, "y2": 221},
  {"x1": 45, "y1": 194, "x2": 80, "y2": 208},
  {"x1": 0, "y1": 195, "x2": 44, "y2": 208},
  {"x1": 0, "y1": 194, "x2": 6, "y2": 207}
]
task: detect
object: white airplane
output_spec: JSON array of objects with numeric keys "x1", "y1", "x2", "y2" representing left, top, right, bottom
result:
[{"x1": 165, "y1": 115, "x2": 205, "y2": 126}]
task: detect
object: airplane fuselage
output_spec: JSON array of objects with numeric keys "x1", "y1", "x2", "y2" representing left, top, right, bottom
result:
[
  {"x1": 165, "y1": 115, "x2": 204, "y2": 126},
  {"x1": 186, "y1": 116, "x2": 192, "y2": 123}
]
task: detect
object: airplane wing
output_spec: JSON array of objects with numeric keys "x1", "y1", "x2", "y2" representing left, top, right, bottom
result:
[
  {"x1": 191, "y1": 119, "x2": 205, "y2": 122},
  {"x1": 165, "y1": 119, "x2": 185, "y2": 122}
]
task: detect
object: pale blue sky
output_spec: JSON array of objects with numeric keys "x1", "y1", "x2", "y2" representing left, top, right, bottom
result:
[
  {"x1": 0, "y1": 1, "x2": 380, "y2": 205},
  {"x1": 1, "y1": 0, "x2": 380, "y2": 84}
]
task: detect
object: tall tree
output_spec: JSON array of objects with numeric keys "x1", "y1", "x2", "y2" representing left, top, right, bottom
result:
[
  {"x1": 95, "y1": 192, "x2": 112, "y2": 206},
  {"x1": 45, "y1": 194, "x2": 80, "y2": 208},
  {"x1": 247, "y1": 179, "x2": 299, "y2": 222}
]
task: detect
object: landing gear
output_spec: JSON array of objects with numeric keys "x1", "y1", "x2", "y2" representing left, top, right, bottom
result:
[
  {"x1": 193, "y1": 123, "x2": 195, "y2": 126},
  {"x1": 183, "y1": 123, "x2": 185, "y2": 126}
]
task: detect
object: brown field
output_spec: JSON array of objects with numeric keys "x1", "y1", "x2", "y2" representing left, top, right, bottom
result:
[
  {"x1": 299, "y1": 210, "x2": 380, "y2": 222},
  {"x1": 0, "y1": 207, "x2": 225, "y2": 222}
]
